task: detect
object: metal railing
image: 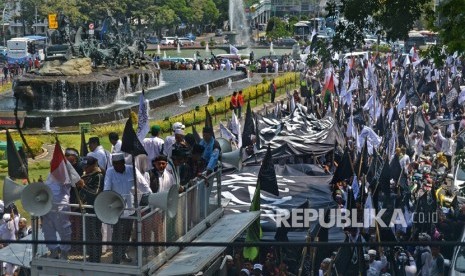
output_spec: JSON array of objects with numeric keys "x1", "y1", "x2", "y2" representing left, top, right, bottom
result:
[{"x1": 32, "y1": 169, "x2": 223, "y2": 269}]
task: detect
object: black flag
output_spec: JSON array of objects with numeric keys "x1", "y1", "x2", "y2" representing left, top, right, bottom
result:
[
  {"x1": 6, "y1": 129, "x2": 28, "y2": 179},
  {"x1": 121, "y1": 117, "x2": 147, "y2": 156},
  {"x1": 80, "y1": 130, "x2": 88, "y2": 157},
  {"x1": 376, "y1": 111, "x2": 384, "y2": 136},
  {"x1": 377, "y1": 157, "x2": 391, "y2": 196},
  {"x1": 389, "y1": 154, "x2": 402, "y2": 183},
  {"x1": 192, "y1": 125, "x2": 201, "y2": 143},
  {"x1": 259, "y1": 145, "x2": 279, "y2": 196},
  {"x1": 205, "y1": 107, "x2": 213, "y2": 128},
  {"x1": 332, "y1": 147, "x2": 354, "y2": 184},
  {"x1": 242, "y1": 100, "x2": 255, "y2": 148},
  {"x1": 254, "y1": 112, "x2": 261, "y2": 150}
]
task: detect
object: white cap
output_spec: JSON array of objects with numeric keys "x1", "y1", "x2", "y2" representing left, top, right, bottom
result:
[
  {"x1": 111, "y1": 153, "x2": 125, "y2": 162},
  {"x1": 253, "y1": 264, "x2": 263, "y2": 271},
  {"x1": 172, "y1": 122, "x2": 185, "y2": 131},
  {"x1": 240, "y1": 269, "x2": 250, "y2": 276},
  {"x1": 225, "y1": 255, "x2": 233, "y2": 261},
  {"x1": 3, "y1": 214, "x2": 11, "y2": 221},
  {"x1": 322, "y1": 258, "x2": 332, "y2": 264},
  {"x1": 368, "y1": 249, "x2": 377, "y2": 255},
  {"x1": 174, "y1": 129, "x2": 184, "y2": 135}
]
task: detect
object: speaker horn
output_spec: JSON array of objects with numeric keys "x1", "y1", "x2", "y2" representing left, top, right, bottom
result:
[
  {"x1": 217, "y1": 137, "x2": 232, "y2": 153},
  {"x1": 3, "y1": 177, "x2": 53, "y2": 217},
  {"x1": 148, "y1": 185, "x2": 179, "y2": 218},
  {"x1": 94, "y1": 191, "x2": 125, "y2": 225},
  {"x1": 21, "y1": 183, "x2": 53, "y2": 216},
  {"x1": 221, "y1": 148, "x2": 243, "y2": 171},
  {"x1": 3, "y1": 177, "x2": 24, "y2": 207}
]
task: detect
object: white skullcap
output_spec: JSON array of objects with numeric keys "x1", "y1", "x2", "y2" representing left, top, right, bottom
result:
[
  {"x1": 111, "y1": 153, "x2": 125, "y2": 162},
  {"x1": 368, "y1": 249, "x2": 377, "y2": 255},
  {"x1": 3, "y1": 214, "x2": 11, "y2": 221},
  {"x1": 174, "y1": 129, "x2": 184, "y2": 135},
  {"x1": 225, "y1": 255, "x2": 233, "y2": 261},
  {"x1": 240, "y1": 269, "x2": 250, "y2": 276},
  {"x1": 172, "y1": 122, "x2": 185, "y2": 131}
]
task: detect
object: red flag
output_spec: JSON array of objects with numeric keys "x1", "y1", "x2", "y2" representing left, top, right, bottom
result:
[
  {"x1": 323, "y1": 73, "x2": 335, "y2": 104},
  {"x1": 350, "y1": 56, "x2": 355, "y2": 69},
  {"x1": 50, "y1": 141, "x2": 80, "y2": 185},
  {"x1": 387, "y1": 55, "x2": 392, "y2": 71}
]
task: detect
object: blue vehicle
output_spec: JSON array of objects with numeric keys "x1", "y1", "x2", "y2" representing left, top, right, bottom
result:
[
  {"x1": 185, "y1": 33, "x2": 196, "y2": 41},
  {"x1": 146, "y1": 37, "x2": 159, "y2": 44}
]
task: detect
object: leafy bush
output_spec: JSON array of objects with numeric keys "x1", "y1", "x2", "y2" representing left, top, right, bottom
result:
[
  {"x1": 208, "y1": 96, "x2": 215, "y2": 104},
  {"x1": 200, "y1": 41, "x2": 206, "y2": 47},
  {"x1": 130, "y1": 111, "x2": 138, "y2": 124}
]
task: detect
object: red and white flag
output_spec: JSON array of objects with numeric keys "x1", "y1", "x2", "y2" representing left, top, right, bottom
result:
[
  {"x1": 387, "y1": 55, "x2": 392, "y2": 71},
  {"x1": 49, "y1": 142, "x2": 80, "y2": 186}
]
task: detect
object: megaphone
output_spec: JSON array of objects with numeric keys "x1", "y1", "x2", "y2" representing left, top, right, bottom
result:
[
  {"x1": 94, "y1": 191, "x2": 125, "y2": 225},
  {"x1": 221, "y1": 148, "x2": 243, "y2": 171},
  {"x1": 3, "y1": 177, "x2": 23, "y2": 207},
  {"x1": 3, "y1": 177, "x2": 53, "y2": 216},
  {"x1": 147, "y1": 185, "x2": 179, "y2": 218},
  {"x1": 217, "y1": 137, "x2": 232, "y2": 153}
]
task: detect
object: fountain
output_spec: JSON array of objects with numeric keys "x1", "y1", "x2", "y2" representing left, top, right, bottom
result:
[
  {"x1": 194, "y1": 53, "x2": 197, "y2": 61},
  {"x1": 178, "y1": 89, "x2": 186, "y2": 107},
  {"x1": 44, "y1": 117, "x2": 51, "y2": 132},
  {"x1": 177, "y1": 43, "x2": 181, "y2": 54},
  {"x1": 228, "y1": 78, "x2": 232, "y2": 90},
  {"x1": 163, "y1": 51, "x2": 167, "y2": 59},
  {"x1": 270, "y1": 42, "x2": 274, "y2": 55},
  {"x1": 11, "y1": 13, "x2": 162, "y2": 113},
  {"x1": 157, "y1": 45, "x2": 161, "y2": 55},
  {"x1": 228, "y1": 0, "x2": 251, "y2": 47},
  {"x1": 247, "y1": 71, "x2": 252, "y2": 82},
  {"x1": 206, "y1": 84, "x2": 210, "y2": 97},
  {"x1": 205, "y1": 42, "x2": 209, "y2": 52}
]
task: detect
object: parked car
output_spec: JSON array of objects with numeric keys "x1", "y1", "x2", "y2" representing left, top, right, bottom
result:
[
  {"x1": 185, "y1": 33, "x2": 196, "y2": 41},
  {"x1": 146, "y1": 37, "x2": 159, "y2": 44},
  {"x1": 0, "y1": 46, "x2": 6, "y2": 57},
  {"x1": 215, "y1": 29, "x2": 223, "y2": 37},
  {"x1": 177, "y1": 38, "x2": 195, "y2": 46},
  {"x1": 160, "y1": 37, "x2": 176, "y2": 45},
  {"x1": 276, "y1": 38, "x2": 298, "y2": 47}
]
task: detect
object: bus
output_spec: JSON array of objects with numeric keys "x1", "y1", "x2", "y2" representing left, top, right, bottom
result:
[{"x1": 6, "y1": 35, "x2": 46, "y2": 64}]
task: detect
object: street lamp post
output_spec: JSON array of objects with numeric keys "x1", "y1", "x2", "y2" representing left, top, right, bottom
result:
[{"x1": 2, "y1": 5, "x2": 7, "y2": 46}]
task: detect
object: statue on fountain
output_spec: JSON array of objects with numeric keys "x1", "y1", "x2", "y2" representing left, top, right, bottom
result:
[{"x1": 44, "y1": 11, "x2": 149, "y2": 69}]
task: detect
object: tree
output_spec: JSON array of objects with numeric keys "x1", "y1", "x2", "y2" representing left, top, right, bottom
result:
[
  {"x1": 336, "y1": 0, "x2": 431, "y2": 51},
  {"x1": 148, "y1": 6, "x2": 179, "y2": 35},
  {"x1": 266, "y1": 17, "x2": 290, "y2": 40},
  {"x1": 427, "y1": 0, "x2": 465, "y2": 53}
]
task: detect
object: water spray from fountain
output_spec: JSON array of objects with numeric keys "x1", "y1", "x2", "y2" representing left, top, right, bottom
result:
[
  {"x1": 44, "y1": 117, "x2": 51, "y2": 132},
  {"x1": 157, "y1": 45, "x2": 161, "y2": 55},
  {"x1": 270, "y1": 42, "x2": 274, "y2": 55},
  {"x1": 163, "y1": 51, "x2": 167, "y2": 59},
  {"x1": 206, "y1": 84, "x2": 210, "y2": 97},
  {"x1": 229, "y1": 0, "x2": 251, "y2": 47},
  {"x1": 247, "y1": 70, "x2": 252, "y2": 83},
  {"x1": 205, "y1": 42, "x2": 209, "y2": 52},
  {"x1": 228, "y1": 78, "x2": 232, "y2": 90},
  {"x1": 178, "y1": 89, "x2": 185, "y2": 107},
  {"x1": 194, "y1": 53, "x2": 197, "y2": 61},
  {"x1": 177, "y1": 43, "x2": 181, "y2": 54}
]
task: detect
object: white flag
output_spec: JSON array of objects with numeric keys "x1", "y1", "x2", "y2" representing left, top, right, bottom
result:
[
  {"x1": 219, "y1": 122, "x2": 236, "y2": 142},
  {"x1": 352, "y1": 175, "x2": 359, "y2": 200},
  {"x1": 229, "y1": 44, "x2": 239, "y2": 55},
  {"x1": 303, "y1": 45, "x2": 311, "y2": 54},
  {"x1": 346, "y1": 115, "x2": 356, "y2": 138},
  {"x1": 363, "y1": 192, "x2": 374, "y2": 230},
  {"x1": 397, "y1": 94, "x2": 406, "y2": 110},
  {"x1": 136, "y1": 92, "x2": 150, "y2": 142},
  {"x1": 231, "y1": 111, "x2": 240, "y2": 136}
]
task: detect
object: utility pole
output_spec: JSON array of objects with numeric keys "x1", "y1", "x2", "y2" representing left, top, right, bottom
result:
[{"x1": 2, "y1": 5, "x2": 7, "y2": 46}]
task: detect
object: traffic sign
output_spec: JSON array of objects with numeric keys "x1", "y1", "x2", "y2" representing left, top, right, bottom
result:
[
  {"x1": 48, "y1": 14, "x2": 58, "y2": 29},
  {"x1": 89, "y1": 23, "x2": 94, "y2": 30}
]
